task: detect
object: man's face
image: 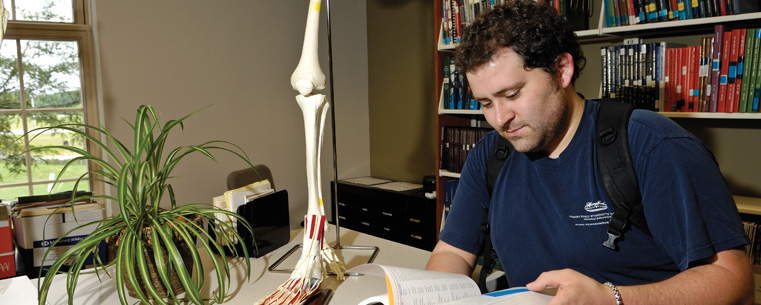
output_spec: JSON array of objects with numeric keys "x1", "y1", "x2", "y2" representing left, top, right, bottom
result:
[{"x1": 467, "y1": 48, "x2": 569, "y2": 155}]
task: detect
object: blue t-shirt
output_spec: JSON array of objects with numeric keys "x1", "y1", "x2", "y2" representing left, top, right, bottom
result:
[{"x1": 438, "y1": 99, "x2": 749, "y2": 287}]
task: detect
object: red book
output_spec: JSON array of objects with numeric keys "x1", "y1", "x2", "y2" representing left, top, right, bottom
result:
[
  {"x1": 733, "y1": 28, "x2": 747, "y2": 113},
  {"x1": 0, "y1": 213, "x2": 15, "y2": 279},
  {"x1": 685, "y1": 47, "x2": 696, "y2": 111},
  {"x1": 719, "y1": 0, "x2": 728, "y2": 15},
  {"x1": 692, "y1": 46, "x2": 702, "y2": 112},
  {"x1": 680, "y1": 47, "x2": 689, "y2": 112},
  {"x1": 726, "y1": 29, "x2": 740, "y2": 112},
  {"x1": 718, "y1": 31, "x2": 732, "y2": 113}
]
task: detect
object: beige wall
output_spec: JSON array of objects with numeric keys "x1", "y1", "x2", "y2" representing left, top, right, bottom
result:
[
  {"x1": 366, "y1": 0, "x2": 436, "y2": 184},
  {"x1": 91, "y1": 1, "x2": 371, "y2": 228}
]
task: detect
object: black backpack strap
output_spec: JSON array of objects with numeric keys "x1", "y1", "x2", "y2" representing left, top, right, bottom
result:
[
  {"x1": 596, "y1": 101, "x2": 651, "y2": 251},
  {"x1": 486, "y1": 136, "x2": 512, "y2": 195},
  {"x1": 479, "y1": 135, "x2": 512, "y2": 292},
  {"x1": 478, "y1": 206, "x2": 494, "y2": 293}
]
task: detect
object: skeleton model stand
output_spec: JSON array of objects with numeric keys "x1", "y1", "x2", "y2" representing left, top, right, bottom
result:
[{"x1": 255, "y1": 0, "x2": 347, "y2": 304}]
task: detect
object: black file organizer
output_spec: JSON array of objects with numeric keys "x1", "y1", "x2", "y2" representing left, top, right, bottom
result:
[{"x1": 210, "y1": 189, "x2": 290, "y2": 258}]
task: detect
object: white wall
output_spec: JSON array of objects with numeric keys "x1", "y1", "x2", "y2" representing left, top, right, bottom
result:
[{"x1": 91, "y1": 0, "x2": 371, "y2": 228}]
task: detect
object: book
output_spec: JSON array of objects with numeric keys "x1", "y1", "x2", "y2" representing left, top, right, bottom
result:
[
  {"x1": 685, "y1": 45, "x2": 698, "y2": 111},
  {"x1": 351, "y1": 264, "x2": 553, "y2": 305},
  {"x1": 699, "y1": 36, "x2": 712, "y2": 112},
  {"x1": 605, "y1": 0, "x2": 618, "y2": 27},
  {"x1": 733, "y1": 28, "x2": 747, "y2": 112},
  {"x1": 726, "y1": 28, "x2": 741, "y2": 112},
  {"x1": 749, "y1": 29, "x2": 761, "y2": 112},
  {"x1": 443, "y1": 55, "x2": 451, "y2": 109},
  {"x1": 709, "y1": 25, "x2": 726, "y2": 112},
  {"x1": 718, "y1": 30, "x2": 732, "y2": 112},
  {"x1": 739, "y1": 28, "x2": 756, "y2": 112}
]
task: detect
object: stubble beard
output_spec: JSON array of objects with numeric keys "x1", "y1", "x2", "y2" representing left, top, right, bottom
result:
[{"x1": 503, "y1": 87, "x2": 569, "y2": 155}]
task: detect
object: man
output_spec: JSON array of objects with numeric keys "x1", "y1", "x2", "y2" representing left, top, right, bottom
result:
[{"x1": 426, "y1": 0, "x2": 755, "y2": 304}]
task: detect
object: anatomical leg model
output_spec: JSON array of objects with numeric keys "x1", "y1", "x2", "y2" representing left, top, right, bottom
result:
[{"x1": 255, "y1": 0, "x2": 345, "y2": 304}]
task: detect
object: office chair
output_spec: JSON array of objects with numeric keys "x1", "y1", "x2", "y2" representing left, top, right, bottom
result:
[{"x1": 226, "y1": 164, "x2": 275, "y2": 191}]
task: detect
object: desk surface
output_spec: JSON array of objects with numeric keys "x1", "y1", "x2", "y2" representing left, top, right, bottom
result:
[{"x1": 40, "y1": 226, "x2": 432, "y2": 305}]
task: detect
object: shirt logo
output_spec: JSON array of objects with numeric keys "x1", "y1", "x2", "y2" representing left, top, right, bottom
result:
[{"x1": 584, "y1": 201, "x2": 608, "y2": 213}]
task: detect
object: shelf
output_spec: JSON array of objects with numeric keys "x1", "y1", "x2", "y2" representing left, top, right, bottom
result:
[
  {"x1": 438, "y1": 81, "x2": 485, "y2": 116},
  {"x1": 439, "y1": 170, "x2": 461, "y2": 179},
  {"x1": 599, "y1": 12, "x2": 761, "y2": 37},
  {"x1": 736, "y1": 196, "x2": 761, "y2": 215},
  {"x1": 660, "y1": 112, "x2": 761, "y2": 119}
]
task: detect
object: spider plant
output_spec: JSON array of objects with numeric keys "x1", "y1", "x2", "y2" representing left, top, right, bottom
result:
[{"x1": 32, "y1": 105, "x2": 256, "y2": 305}]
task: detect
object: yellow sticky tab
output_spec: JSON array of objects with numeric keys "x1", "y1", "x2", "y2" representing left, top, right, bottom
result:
[
  {"x1": 386, "y1": 274, "x2": 395, "y2": 305},
  {"x1": 319, "y1": 198, "x2": 324, "y2": 207},
  {"x1": 315, "y1": 0, "x2": 321, "y2": 11}
]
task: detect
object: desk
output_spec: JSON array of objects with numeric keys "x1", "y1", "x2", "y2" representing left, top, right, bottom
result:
[{"x1": 40, "y1": 225, "x2": 432, "y2": 305}]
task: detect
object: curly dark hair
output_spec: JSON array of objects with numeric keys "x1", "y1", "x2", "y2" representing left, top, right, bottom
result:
[{"x1": 454, "y1": 0, "x2": 586, "y2": 84}]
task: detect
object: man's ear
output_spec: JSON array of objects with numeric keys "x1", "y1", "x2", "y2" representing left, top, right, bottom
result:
[{"x1": 556, "y1": 53, "x2": 574, "y2": 88}]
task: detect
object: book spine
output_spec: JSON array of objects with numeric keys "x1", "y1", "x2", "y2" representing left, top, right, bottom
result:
[
  {"x1": 449, "y1": 0, "x2": 459, "y2": 44},
  {"x1": 676, "y1": 47, "x2": 685, "y2": 111},
  {"x1": 668, "y1": 0, "x2": 680, "y2": 19},
  {"x1": 602, "y1": 47, "x2": 610, "y2": 98},
  {"x1": 727, "y1": 29, "x2": 740, "y2": 112},
  {"x1": 754, "y1": 29, "x2": 761, "y2": 112},
  {"x1": 748, "y1": 29, "x2": 761, "y2": 112},
  {"x1": 684, "y1": 46, "x2": 695, "y2": 111},
  {"x1": 710, "y1": 25, "x2": 726, "y2": 112},
  {"x1": 718, "y1": 30, "x2": 732, "y2": 112},
  {"x1": 440, "y1": 126, "x2": 448, "y2": 170},
  {"x1": 657, "y1": 43, "x2": 667, "y2": 111},
  {"x1": 718, "y1": 0, "x2": 727, "y2": 15},
  {"x1": 734, "y1": 28, "x2": 747, "y2": 113},
  {"x1": 606, "y1": 0, "x2": 618, "y2": 26},
  {"x1": 739, "y1": 28, "x2": 754, "y2": 113},
  {"x1": 442, "y1": 55, "x2": 451, "y2": 110},
  {"x1": 691, "y1": 46, "x2": 701, "y2": 112},
  {"x1": 699, "y1": 36, "x2": 712, "y2": 112}
]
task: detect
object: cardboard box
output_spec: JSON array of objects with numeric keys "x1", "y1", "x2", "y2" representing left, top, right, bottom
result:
[
  {"x1": 0, "y1": 206, "x2": 15, "y2": 279},
  {"x1": 13, "y1": 206, "x2": 105, "y2": 277}
]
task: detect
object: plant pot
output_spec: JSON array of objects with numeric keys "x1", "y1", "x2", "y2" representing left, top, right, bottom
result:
[{"x1": 107, "y1": 215, "x2": 202, "y2": 300}]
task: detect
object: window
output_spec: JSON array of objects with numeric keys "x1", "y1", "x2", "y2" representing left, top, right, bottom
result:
[{"x1": 0, "y1": 0, "x2": 101, "y2": 200}]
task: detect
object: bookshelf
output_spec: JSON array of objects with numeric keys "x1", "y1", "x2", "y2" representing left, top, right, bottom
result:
[{"x1": 432, "y1": 2, "x2": 761, "y2": 237}]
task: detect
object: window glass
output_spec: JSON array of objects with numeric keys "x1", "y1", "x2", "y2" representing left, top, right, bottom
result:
[
  {"x1": 0, "y1": 39, "x2": 21, "y2": 109},
  {"x1": 28, "y1": 111, "x2": 87, "y2": 183},
  {"x1": 21, "y1": 40, "x2": 82, "y2": 109},
  {"x1": 0, "y1": 0, "x2": 96, "y2": 201},
  {"x1": 14, "y1": 0, "x2": 74, "y2": 23}
]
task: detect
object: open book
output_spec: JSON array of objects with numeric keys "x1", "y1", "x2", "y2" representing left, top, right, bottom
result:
[{"x1": 350, "y1": 264, "x2": 553, "y2": 305}]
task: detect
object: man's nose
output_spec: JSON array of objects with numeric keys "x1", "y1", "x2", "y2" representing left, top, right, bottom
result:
[{"x1": 493, "y1": 102, "x2": 514, "y2": 128}]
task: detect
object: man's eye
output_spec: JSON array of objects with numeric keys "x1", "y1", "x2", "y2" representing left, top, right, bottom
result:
[
  {"x1": 479, "y1": 101, "x2": 492, "y2": 108},
  {"x1": 506, "y1": 90, "x2": 520, "y2": 99}
]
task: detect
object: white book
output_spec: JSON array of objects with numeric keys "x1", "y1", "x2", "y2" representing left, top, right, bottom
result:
[{"x1": 351, "y1": 264, "x2": 552, "y2": 305}]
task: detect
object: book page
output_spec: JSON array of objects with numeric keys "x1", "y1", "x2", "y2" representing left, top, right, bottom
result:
[
  {"x1": 350, "y1": 264, "x2": 481, "y2": 305},
  {"x1": 444, "y1": 288, "x2": 552, "y2": 305}
]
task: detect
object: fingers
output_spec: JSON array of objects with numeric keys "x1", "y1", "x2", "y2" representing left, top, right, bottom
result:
[{"x1": 526, "y1": 269, "x2": 577, "y2": 291}]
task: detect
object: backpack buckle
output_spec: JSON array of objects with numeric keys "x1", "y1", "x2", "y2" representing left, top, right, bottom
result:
[
  {"x1": 602, "y1": 231, "x2": 620, "y2": 251},
  {"x1": 599, "y1": 127, "x2": 617, "y2": 146},
  {"x1": 494, "y1": 144, "x2": 510, "y2": 160}
]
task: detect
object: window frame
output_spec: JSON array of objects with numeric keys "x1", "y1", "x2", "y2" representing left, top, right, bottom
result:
[{"x1": 1, "y1": 0, "x2": 104, "y2": 201}]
